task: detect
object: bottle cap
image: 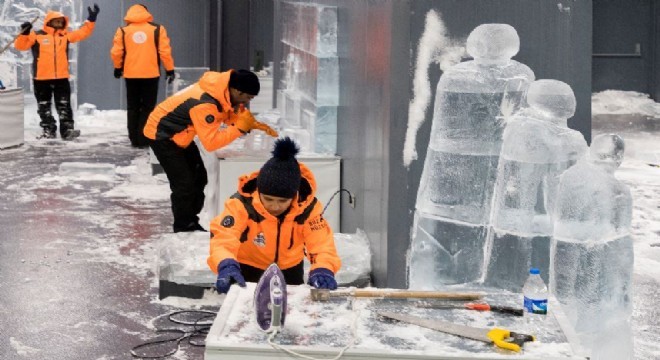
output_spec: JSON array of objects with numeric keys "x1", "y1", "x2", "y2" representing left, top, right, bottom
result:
[{"x1": 530, "y1": 267, "x2": 540, "y2": 275}]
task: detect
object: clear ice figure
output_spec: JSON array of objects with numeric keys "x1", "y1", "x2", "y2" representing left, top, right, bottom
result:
[
  {"x1": 408, "y1": 24, "x2": 534, "y2": 288},
  {"x1": 550, "y1": 134, "x2": 634, "y2": 359},
  {"x1": 484, "y1": 80, "x2": 587, "y2": 290}
]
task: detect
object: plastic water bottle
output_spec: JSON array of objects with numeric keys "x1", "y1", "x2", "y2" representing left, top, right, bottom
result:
[{"x1": 522, "y1": 267, "x2": 548, "y2": 331}]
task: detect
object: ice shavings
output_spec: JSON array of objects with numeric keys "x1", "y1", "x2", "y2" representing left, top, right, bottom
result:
[{"x1": 592, "y1": 90, "x2": 660, "y2": 118}]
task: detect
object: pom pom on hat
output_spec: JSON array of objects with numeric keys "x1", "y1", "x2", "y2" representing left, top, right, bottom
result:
[
  {"x1": 229, "y1": 69, "x2": 260, "y2": 95},
  {"x1": 257, "y1": 137, "x2": 301, "y2": 198}
]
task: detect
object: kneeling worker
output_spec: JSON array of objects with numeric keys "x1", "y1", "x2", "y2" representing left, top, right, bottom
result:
[
  {"x1": 208, "y1": 137, "x2": 341, "y2": 293},
  {"x1": 144, "y1": 69, "x2": 277, "y2": 233}
]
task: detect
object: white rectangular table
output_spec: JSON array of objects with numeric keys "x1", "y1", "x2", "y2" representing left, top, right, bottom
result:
[{"x1": 205, "y1": 284, "x2": 588, "y2": 360}]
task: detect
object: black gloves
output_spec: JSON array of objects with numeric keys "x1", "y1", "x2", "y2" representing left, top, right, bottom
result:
[
  {"x1": 87, "y1": 3, "x2": 100, "y2": 22},
  {"x1": 165, "y1": 70, "x2": 175, "y2": 84},
  {"x1": 113, "y1": 68, "x2": 123, "y2": 79},
  {"x1": 20, "y1": 22, "x2": 32, "y2": 35}
]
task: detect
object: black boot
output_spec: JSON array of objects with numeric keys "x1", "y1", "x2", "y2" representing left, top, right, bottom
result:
[
  {"x1": 62, "y1": 129, "x2": 81, "y2": 141},
  {"x1": 37, "y1": 128, "x2": 57, "y2": 139}
]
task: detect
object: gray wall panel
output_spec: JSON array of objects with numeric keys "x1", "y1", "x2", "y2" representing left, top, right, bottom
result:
[{"x1": 593, "y1": 0, "x2": 651, "y2": 94}]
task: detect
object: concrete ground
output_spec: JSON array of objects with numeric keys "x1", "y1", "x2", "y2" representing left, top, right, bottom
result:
[{"x1": 0, "y1": 135, "x2": 212, "y2": 359}]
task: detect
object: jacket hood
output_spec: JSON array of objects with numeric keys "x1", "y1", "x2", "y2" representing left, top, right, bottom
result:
[
  {"x1": 43, "y1": 11, "x2": 69, "y2": 32},
  {"x1": 124, "y1": 4, "x2": 153, "y2": 23},
  {"x1": 198, "y1": 71, "x2": 233, "y2": 110},
  {"x1": 237, "y1": 162, "x2": 318, "y2": 215}
]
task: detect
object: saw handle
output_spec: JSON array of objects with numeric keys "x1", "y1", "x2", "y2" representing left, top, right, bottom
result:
[{"x1": 487, "y1": 329, "x2": 535, "y2": 352}]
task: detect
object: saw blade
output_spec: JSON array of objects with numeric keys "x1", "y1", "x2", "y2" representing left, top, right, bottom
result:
[{"x1": 378, "y1": 311, "x2": 492, "y2": 343}]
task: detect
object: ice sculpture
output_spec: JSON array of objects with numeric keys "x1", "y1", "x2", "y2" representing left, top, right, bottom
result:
[
  {"x1": 277, "y1": 2, "x2": 338, "y2": 154},
  {"x1": 408, "y1": 24, "x2": 534, "y2": 288},
  {"x1": 550, "y1": 134, "x2": 634, "y2": 359},
  {"x1": 484, "y1": 80, "x2": 587, "y2": 290}
]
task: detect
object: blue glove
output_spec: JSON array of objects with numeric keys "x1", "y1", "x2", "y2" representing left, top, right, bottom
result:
[
  {"x1": 215, "y1": 259, "x2": 246, "y2": 294},
  {"x1": 87, "y1": 4, "x2": 100, "y2": 22},
  {"x1": 308, "y1": 268, "x2": 337, "y2": 290}
]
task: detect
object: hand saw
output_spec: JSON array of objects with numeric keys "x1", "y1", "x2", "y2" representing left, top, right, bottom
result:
[{"x1": 378, "y1": 311, "x2": 534, "y2": 352}]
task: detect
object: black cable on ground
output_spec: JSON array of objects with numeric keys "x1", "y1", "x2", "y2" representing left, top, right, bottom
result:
[
  {"x1": 130, "y1": 310, "x2": 216, "y2": 359},
  {"x1": 321, "y1": 188, "x2": 354, "y2": 217}
]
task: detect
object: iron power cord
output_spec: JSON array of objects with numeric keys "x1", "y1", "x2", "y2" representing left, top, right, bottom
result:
[
  {"x1": 321, "y1": 188, "x2": 354, "y2": 217},
  {"x1": 130, "y1": 310, "x2": 216, "y2": 359}
]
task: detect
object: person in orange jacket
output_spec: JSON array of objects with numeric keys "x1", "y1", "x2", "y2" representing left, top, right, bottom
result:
[
  {"x1": 208, "y1": 137, "x2": 341, "y2": 293},
  {"x1": 110, "y1": 4, "x2": 175, "y2": 148},
  {"x1": 144, "y1": 69, "x2": 277, "y2": 233},
  {"x1": 14, "y1": 4, "x2": 100, "y2": 140}
]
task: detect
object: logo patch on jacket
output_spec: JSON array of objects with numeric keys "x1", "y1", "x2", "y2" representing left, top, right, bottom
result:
[
  {"x1": 221, "y1": 215, "x2": 234, "y2": 228},
  {"x1": 253, "y1": 232, "x2": 266, "y2": 247},
  {"x1": 309, "y1": 217, "x2": 328, "y2": 232},
  {"x1": 205, "y1": 115, "x2": 215, "y2": 124},
  {"x1": 132, "y1": 31, "x2": 147, "y2": 44}
]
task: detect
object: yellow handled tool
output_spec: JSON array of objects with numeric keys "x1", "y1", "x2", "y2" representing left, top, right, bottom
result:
[{"x1": 379, "y1": 311, "x2": 535, "y2": 352}]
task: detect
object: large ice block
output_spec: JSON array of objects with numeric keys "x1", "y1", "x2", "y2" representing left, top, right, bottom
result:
[
  {"x1": 165, "y1": 67, "x2": 210, "y2": 97},
  {"x1": 158, "y1": 231, "x2": 216, "y2": 299},
  {"x1": 278, "y1": 2, "x2": 339, "y2": 154}
]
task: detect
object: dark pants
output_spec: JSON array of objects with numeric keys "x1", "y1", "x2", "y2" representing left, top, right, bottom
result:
[
  {"x1": 125, "y1": 78, "x2": 159, "y2": 147},
  {"x1": 33, "y1": 79, "x2": 74, "y2": 136},
  {"x1": 240, "y1": 261, "x2": 305, "y2": 285},
  {"x1": 149, "y1": 139, "x2": 208, "y2": 232}
]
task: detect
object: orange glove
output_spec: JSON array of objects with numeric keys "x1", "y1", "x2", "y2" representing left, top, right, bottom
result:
[
  {"x1": 234, "y1": 105, "x2": 256, "y2": 133},
  {"x1": 252, "y1": 121, "x2": 279, "y2": 137}
]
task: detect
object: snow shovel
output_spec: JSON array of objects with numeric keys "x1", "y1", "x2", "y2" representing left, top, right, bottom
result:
[
  {"x1": 310, "y1": 288, "x2": 483, "y2": 301},
  {"x1": 378, "y1": 311, "x2": 535, "y2": 352},
  {"x1": 0, "y1": 16, "x2": 40, "y2": 56}
]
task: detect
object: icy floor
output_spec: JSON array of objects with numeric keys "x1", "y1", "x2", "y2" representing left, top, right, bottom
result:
[{"x1": 0, "y1": 98, "x2": 658, "y2": 359}]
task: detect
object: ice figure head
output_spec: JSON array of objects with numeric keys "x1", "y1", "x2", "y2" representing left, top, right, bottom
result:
[
  {"x1": 527, "y1": 80, "x2": 576, "y2": 120},
  {"x1": 590, "y1": 134, "x2": 625, "y2": 171},
  {"x1": 466, "y1": 24, "x2": 519, "y2": 65}
]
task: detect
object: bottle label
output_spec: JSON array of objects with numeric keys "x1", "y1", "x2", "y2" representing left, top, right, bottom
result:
[{"x1": 524, "y1": 296, "x2": 547, "y2": 315}]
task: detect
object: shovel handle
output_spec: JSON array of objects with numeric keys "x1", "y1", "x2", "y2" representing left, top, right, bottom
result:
[{"x1": 0, "y1": 16, "x2": 40, "y2": 56}]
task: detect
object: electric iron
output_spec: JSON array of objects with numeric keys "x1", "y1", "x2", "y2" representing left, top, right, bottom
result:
[{"x1": 254, "y1": 263, "x2": 287, "y2": 333}]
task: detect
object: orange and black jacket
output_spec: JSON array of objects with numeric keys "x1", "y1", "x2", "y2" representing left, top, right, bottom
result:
[
  {"x1": 207, "y1": 164, "x2": 342, "y2": 275},
  {"x1": 143, "y1": 70, "x2": 244, "y2": 150},
  {"x1": 110, "y1": 5, "x2": 174, "y2": 78},
  {"x1": 14, "y1": 11, "x2": 95, "y2": 80}
]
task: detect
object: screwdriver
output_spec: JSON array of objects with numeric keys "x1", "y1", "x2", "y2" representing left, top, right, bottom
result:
[{"x1": 417, "y1": 302, "x2": 524, "y2": 316}]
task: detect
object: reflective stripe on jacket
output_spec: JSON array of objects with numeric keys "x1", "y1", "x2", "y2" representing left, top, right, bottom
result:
[
  {"x1": 207, "y1": 163, "x2": 342, "y2": 274},
  {"x1": 143, "y1": 70, "x2": 242, "y2": 149},
  {"x1": 14, "y1": 11, "x2": 95, "y2": 80},
  {"x1": 110, "y1": 4, "x2": 174, "y2": 78}
]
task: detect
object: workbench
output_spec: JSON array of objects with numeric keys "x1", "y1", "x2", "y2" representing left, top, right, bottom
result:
[{"x1": 205, "y1": 284, "x2": 588, "y2": 359}]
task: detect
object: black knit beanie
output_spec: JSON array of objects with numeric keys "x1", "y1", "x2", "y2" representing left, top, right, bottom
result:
[
  {"x1": 229, "y1": 69, "x2": 260, "y2": 95},
  {"x1": 257, "y1": 137, "x2": 301, "y2": 198}
]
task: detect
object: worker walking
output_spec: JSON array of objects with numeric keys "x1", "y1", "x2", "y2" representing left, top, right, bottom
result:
[{"x1": 110, "y1": 4, "x2": 175, "y2": 148}]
